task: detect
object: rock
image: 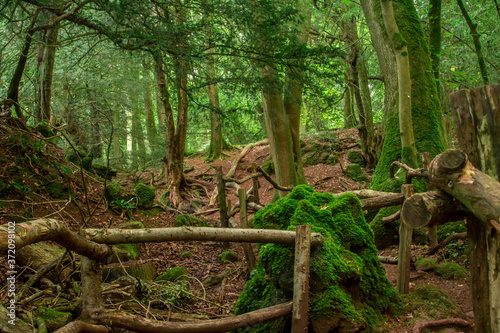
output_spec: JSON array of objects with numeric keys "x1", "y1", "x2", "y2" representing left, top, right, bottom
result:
[
  {"x1": 435, "y1": 262, "x2": 467, "y2": 280},
  {"x1": 325, "y1": 154, "x2": 338, "y2": 165},
  {"x1": 219, "y1": 251, "x2": 239, "y2": 263},
  {"x1": 157, "y1": 267, "x2": 190, "y2": 282},
  {"x1": 34, "y1": 122, "x2": 55, "y2": 138},
  {"x1": 34, "y1": 307, "x2": 72, "y2": 331},
  {"x1": 105, "y1": 183, "x2": 121, "y2": 202},
  {"x1": 346, "y1": 164, "x2": 368, "y2": 182},
  {"x1": 102, "y1": 260, "x2": 157, "y2": 283},
  {"x1": 45, "y1": 181, "x2": 67, "y2": 199},
  {"x1": 92, "y1": 163, "x2": 117, "y2": 180},
  {"x1": 134, "y1": 183, "x2": 156, "y2": 209},
  {"x1": 347, "y1": 149, "x2": 366, "y2": 167},
  {"x1": 175, "y1": 214, "x2": 207, "y2": 227},
  {"x1": 64, "y1": 146, "x2": 87, "y2": 165}
]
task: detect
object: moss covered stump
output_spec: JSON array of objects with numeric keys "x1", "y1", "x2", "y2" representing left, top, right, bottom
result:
[{"x1": 234, "y1": 185, "x2": 400, "y2": 332}]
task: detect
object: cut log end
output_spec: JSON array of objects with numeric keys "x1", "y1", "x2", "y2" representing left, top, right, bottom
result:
[{"x1": 437, "y1": 150, "x2": 467, "y2": 173}]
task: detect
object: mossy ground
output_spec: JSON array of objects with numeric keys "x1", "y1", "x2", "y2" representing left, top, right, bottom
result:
[{"x1": 234, "y1": 185, "x2": 400, "y2": 332}]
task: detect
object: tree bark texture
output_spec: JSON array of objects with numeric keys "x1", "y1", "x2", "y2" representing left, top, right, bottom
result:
[
  {"x1": 428, "y1": 149, "x2": 500, "y2": 332},
  {"x1": 80, "y1": 257, "x2": 104, "y2": 320},
  {"x1": 0, "y1": 218, "x2": 111, "y2": 261},
  {"x1": 401, "y1": 191, "x2": 466, "y2": 229},
  {"x1": 428, "y1": 0, "x2": 442, "y2": 100},
  {"x1": 292, "y1": 225, "x2": 311, "y2": 333},
  {"x1": 380, "y1": 0, "x2": 417, "y2": 166},
  {"x1": 96, "y1": 302, "x2": 292, "y2": 333},
  {"x1": 142, "y1": 60, "x2": 158, "y2": 150},
  {"x1": 239, "y1": 187, "x2": 256, "y2": 272},
  {"x1": 449, "y1": 85, "x2": 500, "y2": 181},
  {"x1": 260, "y1": 65, "x2": 297, "y2": 197},
  {"x1": 396, "y1": 184, "x2": 413, "y2": 294},
  {"x1": 84, "y1": 226, "x2": 324, "y2": 248},
  {"x1": 343, "y1": 68, "x2": 357, "y2": 129}
]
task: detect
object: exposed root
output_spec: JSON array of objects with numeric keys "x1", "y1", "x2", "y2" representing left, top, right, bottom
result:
[{"x1": 412, "y1": 318, "x2": 471, "y2": 333}]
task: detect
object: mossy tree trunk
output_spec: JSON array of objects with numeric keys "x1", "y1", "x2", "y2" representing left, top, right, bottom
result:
[
  {"x1": 283, "y1": 0, "x2": 311, "y2": 185},
  {"x1": 343, "y1": 67, "x2": 357, "y2": 129},
  {"x1": 380, "y1": 0, "x2": 417, "y2": 167},
  {"x1": 35, "y1": 8, "x2": 60, "y2": 123},
  {"x1": 428, "y1": 0, "x2": 442, "y2": 100},
  {"x1": 142, "y1": 60, "x2": 158, "y2": 151},
  {"x1": 456, "y1": 0, "x2": 489, "y2": 85},
  {"x1": 154, "y1": 60, "x2": 167, "y2": 137},
  {"x1": 260, "y1": 65, "x2": 298, "y2": 198}
]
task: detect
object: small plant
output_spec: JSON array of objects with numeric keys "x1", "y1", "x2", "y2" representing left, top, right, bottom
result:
[{"x1": 110, "y1": 199, "x2": 136, "y2": 219}]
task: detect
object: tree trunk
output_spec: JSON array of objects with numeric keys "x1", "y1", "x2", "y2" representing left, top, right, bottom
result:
[
  {"x1": 283, "y1": 0, "x2": 311, "y2": 185},
  {"x1": 429, "y1": 0, "x2": 442, "y2": 100},
  {"x1": 449, "y1": 85, "x2": 500, "y2": 181},
  {"x1": 343, "y1": 68, "x2": 357, "y2": 128},
  {"x1": 154, "y1": 60, "x2": 167, "y2": 136},
  {"x1": 86, "y1": 84, "x2": 103, "y2": 158},
  {"x1": 260, "y1": 65, "x2": 298, "y2": 198},
  {"x1": 381, "y1": 0, "x2": 417, "y2": 167},
  {"x1": 35, "y1": 10, "x2": 59, "y2": 122},
  {"x1": 142, "y1": 60, "x2": 158, "y2": 151},
  {"x1": 131, "y1": 104, "x2": 146, "y2": 168},
  {"x1": 113, "y1": 107, "x2": 121, "y2": 158},
  {"x1": 456, "y1": 0, "x2": 489, "y2": 85}
]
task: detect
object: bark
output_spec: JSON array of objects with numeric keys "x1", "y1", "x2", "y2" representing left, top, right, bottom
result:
[
  {"x1": 80, "y1": 257, "x2": 104, "y2": 320},
  {"x1": 53, "y1": 321, "x2": 109, "y2": 333},
  {"x1": 113, "y1": 107, "x2": 121, "y2": 158},
  {"x1": 292, "y1": 225, "x2": 311, "y2": 333},
  {"x1": 456, "y1": 0, "x2": 489, "y2": 85},
  {"x1": 96, "y1": 302, "x2": 292, "y2": 333},
  {"x1": 396, "y1": 184, "x2": 413, "y2": 294},
  {"x1": 359, "y1": 193, "x2": 404, "y2": 210},
  {"x1": 84, "y1": 226, "x2": 324, "y2": 248},
  {"x1": 449, "y1": 85, "x2": 500, "y2": 181},
  {"x1": 238, "y1": 188, "x2": 255, "y2": 272},
  {"x1": 0, "y1": 219, "x2": 111, "y2": 261},
  {"x1": 380, "y1": 0, "x2": 417, "y2": 166},
  {"x1": 412, "y1": 318, "x2": 471, "y2": 333},
  {"x1": 428, "y1": 0, "x2": 442, "y2": 99},
  {"x1": 154, "y1": 60, "x2": 167, "y2": 135},
  {"x1": 131, "y1": 103, "x2": 146, "y2": 168},
  {"x1": 283, "y1": 0, "x2": 311, "y2": 185},
  {"x1": 87, "y1": 84, "x2": 103, "y2": 158},
  {"x1": 35, "y1": 9, "x2": 60, "y2": 122},
  {"x1": 142, "y1": 60, "x2": 158, "y2": 150},
  {"x1": 216, "y1": 167, "x2": 229, "y2": 248},
  {"x1": 260, "y1": 65, "x2": 298, "y2": 197},
  {"x1": 342, "y1": 69, "x2": 357, "y2": 128},
  {"x1": 401, "y1": 191, "x2": 466, "y2": 229}
]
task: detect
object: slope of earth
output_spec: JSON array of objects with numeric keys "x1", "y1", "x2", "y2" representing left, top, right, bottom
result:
[{"x1": 0, "y1": 123, "x2": 473, "y2": 332}]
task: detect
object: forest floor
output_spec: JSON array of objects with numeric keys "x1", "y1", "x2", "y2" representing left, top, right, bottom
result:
[{"x1": 0, "y1": 125, "x2": 473, "y2": 332}]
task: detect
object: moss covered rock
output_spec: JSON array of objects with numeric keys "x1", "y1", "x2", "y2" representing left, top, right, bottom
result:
[
  {"x1": 35, "y1": 307, "x2": 72, "y2": 331},
  {"x1": 234, "y1": 185, "x2": 400, "y2": 332},
  {"x1": 105, "y1": 183, "x2": 121, "y2": 202},
  {"x1": 134, "y1": 183, "x2": 156, "y2": 209},
  {"x1": 415, "y1": 257, "x2": 438, "y2": 271},
  {"x1": 180, "y1": 251, "x2": 192, "y2": 259},
  {"x1": 347, "y1": 149, "x2": 366, "y2": 167},
  {"x1": 45, "y1": 181, "x2": 67, "y2": 199},
  {"x1": 219, "y1": 251, "x2": 239, "y2": 263},
  {"x1": 64, "y1": 146, "x2": 87, "y2": 165},
  {"x1": 34, "y1": 122, "x2": 55, "y2": 138},
  {"x1": 93, "y1": 163, "x2": 117, "y2": 180},
  {"x1": 435, "y1": 263, "x2": 467, "y2": 280},
  {"x1": 157, "y1": 267, "x2": 190, "y2": 282},
  {"x1": 175, "y1": 214, "x2": 207, "y2": 227},
  {"x1": 346, "y1": 164, "x2": 368, "y2": 183}
]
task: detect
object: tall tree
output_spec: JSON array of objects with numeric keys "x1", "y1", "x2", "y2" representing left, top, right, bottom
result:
[{"x1": 142, "y1": 60, "x2": 159, "y2": 150}]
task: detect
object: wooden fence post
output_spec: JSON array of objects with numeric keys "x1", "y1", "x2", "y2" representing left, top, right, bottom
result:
[
  {"x1": 292, "y1": 224, "x2": 311, "y2": 333},
  {"x1": 397, "y1": 184, "x2": 413, "y2": 294},
  {"x1": 216, "y1": 167, "x2": 230, "y2": 248},
  {"x1": 238, "y1": 187, "x2": 255, "y2": 272}
]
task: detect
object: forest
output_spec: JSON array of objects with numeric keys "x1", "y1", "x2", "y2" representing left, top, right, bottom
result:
[{"x1": 0, "y1": 0, "x2": 499, "y2": 332}]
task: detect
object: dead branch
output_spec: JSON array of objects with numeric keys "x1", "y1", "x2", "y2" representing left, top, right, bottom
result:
[
  {"x1": 227, "y1": 139, "x2": 268, "y2": 178},
  {"x1": 425, "y1": 232, "x2": 467, "y2": 255},
  {"x1": 382, "y1": 210, "x2": 401, "y2": 224},
  {"x1": 0, "y1": 219, "x2": 111, "y2": 261},
  {"x1": 390, "y1": 161, "x2": 428, "y2": 184},
  {"x1": 96, "y1": 302, "x2": 292, "y2": 333},
  {"x1": 412, "y1": 318, "x2": 471, "y2": 333},
  {"x1": 54, "y1": 320, "x2": 109, "y2": 333},
  {"x1": 378, "y1": 256, "x2": 398, "y2": 264},
  {"x1": 256, "y1": 166, "x2": 293, "y2": 192}
]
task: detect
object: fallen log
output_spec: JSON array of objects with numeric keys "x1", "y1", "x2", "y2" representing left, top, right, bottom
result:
[
  {"x1": 96, "y1": 302, "x2": 292, "y2": 333},
  {"x1": 360, "y1": 193, "x2": 404, "y2": 210},
  {"x1": 412, "y1": 318, "x2": 471, "y2": 333},
  {"x1": 84, "y1": 226, "x2": 324, "y2": 248},
  {"x1": 227, "y1": 139, "x2": 268, "y2": 178},
  {"x1": 401, "y1": 191, "x2": 466, "y2": 229},
  {"x1": 0, "y1": 219, "x2": 111, "y2": 261}
]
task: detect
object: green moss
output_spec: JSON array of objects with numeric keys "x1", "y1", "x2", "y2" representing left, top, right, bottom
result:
[
  {"x1": 180, "y1": 251, "x2": 192, "y2": 259},
  {"x1": 346, "y1": 164, "x2": 368, "y2": 183},
  {"x1": 157, "y1": 267, "x2": 190, "y2": 282},
  {"x1": 219, "y1": 251, "x2": 239, "y2": 263},
  {"x1": 347, "y1": 150, "x2": 366, "y2": 166},
  {"x1": 64, "y1": 146, "x2": 87, "y2": 165},
  {"x1": 175, "y1": 214, "x2": 208, "y2": 227},
  {"x1": 435, "y1": 263, "x2": 467, "y2": 280},
  {"x1": 114, "y1": 243, "x2": 140, "y2": 260},
  {"x1": 35, "y1": 306, "x2": 72, "y2": 331},
  {"x1": 401, "y1": 285, "x2": 463, "y2": 319},
  {"x1": 235, "y1": 185, "x2": 400, "y2": 332},
  {"x1": 134, "y1": 183, "x2": 156, "y2": 209},
  {"x1": 92, "y1": 163, "x2": 117, "y2": 180},
  {"x1": 34, "y1": 122, "x2": 55, "y2": 138},
  {"x1": 415, "y1": 257, "x2": 438, "y2": 271},
  {"x1": 105, "y1": 183, "x2": 121, "y2": 202},
  {"x1": 437, "y1": 221, "x2": 466, "y2": 242},
  {"x1": 45, "y1": 181, "x2": 67, "y2": 199},
  {"x1": 261, "y1": 156, "x2": 275, "y2": 175}
]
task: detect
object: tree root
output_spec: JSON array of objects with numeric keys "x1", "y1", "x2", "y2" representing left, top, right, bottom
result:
[
  {"x1": 412, "y1": 318, "x2": 471, "y2": 333},
  {"x1": 426, "y1": 232, "x2": 467, "y2": 255}
]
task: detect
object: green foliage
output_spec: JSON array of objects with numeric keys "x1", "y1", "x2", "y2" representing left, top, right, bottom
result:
[
  {"x1": 157, "y1": 267, "x2": 190, "y2": 282},
  {"x1": 235, "y1": 185, "x2": 399, "y2": 332},
  {"x1": 179, "y1": 251, "x2": 192, "y2": 259},
  {"x1": 114, "y1": 243, "x2": 140, "y2": 261},
  {"x1": 134, "y1": 183, "x2": 156, "y2": 209},
  {"x1": 415, "y1": 257, "x2": 438, "y2": 271},
  {"x1": 110, "y1": 199, "x2": 136, "y2": 219},
  {"x1": 34, "y1": 123, "x2": 55, "y2": 138},
  {"x1": 437, "y1": 221, "x2": 466, "y2": 242},
  {"x1": 435, "y1": 262, "x2": 467, "y2": 280},
  {"x1": 64, "y1": 146, "x2": 87, "y2": 165}
]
